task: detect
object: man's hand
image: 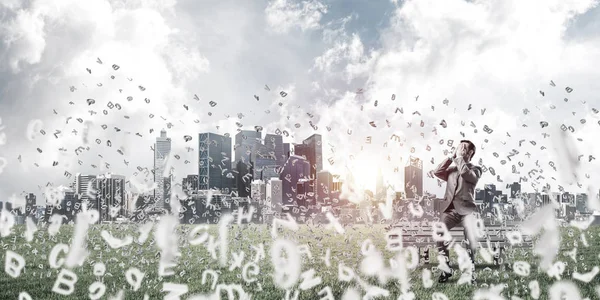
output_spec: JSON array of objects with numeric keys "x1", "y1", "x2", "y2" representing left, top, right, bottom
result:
[
  {"x1": 452, "y1": 146, "x2": 459, "y2": 159},
  {"x1": 457, "y1": 143, "x2": 468, "y2": 159}
]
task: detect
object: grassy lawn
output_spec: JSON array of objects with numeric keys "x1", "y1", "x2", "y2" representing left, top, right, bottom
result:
[{"x1": 1, "y1": 222, "x2": 599, "y2": 299}]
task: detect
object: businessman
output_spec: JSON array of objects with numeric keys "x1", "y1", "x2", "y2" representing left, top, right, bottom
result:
[{"x1": 432, "y1": 140, "x2": 482, "y2": 284}]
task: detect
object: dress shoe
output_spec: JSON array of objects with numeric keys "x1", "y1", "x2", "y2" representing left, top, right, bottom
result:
[{"x1": 438, "y1": 269, "x2": 453, "y2": 283}]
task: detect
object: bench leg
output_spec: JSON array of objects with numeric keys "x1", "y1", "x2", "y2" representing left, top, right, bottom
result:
[{"x1": 423, "y1": 247, "x2": 430, "y2": 264}]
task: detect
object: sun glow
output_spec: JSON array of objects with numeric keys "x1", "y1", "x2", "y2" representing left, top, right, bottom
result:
[{"x1": 345, "y1": 152, "x2": 379, "y2": 191}]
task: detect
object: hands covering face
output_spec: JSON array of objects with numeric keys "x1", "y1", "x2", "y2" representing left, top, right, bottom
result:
[{"x1": 454, "y1": 143, "x2": 469, "y2": 159}]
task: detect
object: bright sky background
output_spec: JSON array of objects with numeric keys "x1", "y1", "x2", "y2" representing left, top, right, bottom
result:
[{"x1": 1, "y1": 0, "x2": 600, "y2": 205}]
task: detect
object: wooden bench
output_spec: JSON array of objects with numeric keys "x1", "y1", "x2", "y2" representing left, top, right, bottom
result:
[{"x1": 386, "y1": 225, "x2": 533, "y2": 266}]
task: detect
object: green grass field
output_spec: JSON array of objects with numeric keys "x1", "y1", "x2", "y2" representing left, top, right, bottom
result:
[{"x1": 1, "y1": 223, "x2": 599, "y2": 299}]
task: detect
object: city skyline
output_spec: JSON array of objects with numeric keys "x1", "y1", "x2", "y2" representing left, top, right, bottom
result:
[{"x1": 4, "y1": 125, "x2": 597, "y2": 207}]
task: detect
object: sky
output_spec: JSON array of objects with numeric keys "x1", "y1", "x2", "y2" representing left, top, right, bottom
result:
[{"x1": 1, "y1": 0, "x2": 600, "y2": 206}]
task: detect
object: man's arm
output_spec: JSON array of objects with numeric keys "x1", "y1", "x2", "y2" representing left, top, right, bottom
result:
[
  {"x1": 433, "y1": 157, "x2": 453, "y2": 181},
  {"x1": 453, "y1": 156, "x2": 481, "y2": 184}
]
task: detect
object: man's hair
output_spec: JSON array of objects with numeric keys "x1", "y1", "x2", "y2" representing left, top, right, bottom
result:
[{"x1": 460, "y1": 140, "x2": 476, "y2": 160}]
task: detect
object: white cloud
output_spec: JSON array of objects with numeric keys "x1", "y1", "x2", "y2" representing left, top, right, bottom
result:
[
  {"x1": 0, "y1": 0, "x2": 333, "y2": 202},
  {"x1": 2, "y1": 0, "x2": 600, "y2": 202},
  {"x1": 1, "y1": 6, "x2": 47, "y2": 72},
  {"x1": 265, "y1": 0, "x2": 328, "y2": 34},
  {"x1": 0, "y1": 0, "x2": 213, "y2": 201},
  {"x1": 307, "y1": 0, "x2": 600, "y2": 194}
]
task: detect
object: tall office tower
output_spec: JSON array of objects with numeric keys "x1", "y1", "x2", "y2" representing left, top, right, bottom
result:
[
  {"x1": 164, "y1": 175, "x2": 172, "y2": 213},
  {"x1": 25, "y1": 193, "x2": 36, "y2": 222},
  {"x1": 280, "y1": 155, "x2": 310, "y2": 206},
  {"x1": 266, "y1": 178, "x2": 283, "y2": 217},
  {"x1": 510, "y1": 182, "x2": 521, "y2": 199},
  {"x1": 483, "y1": 184, "x2": 496, "y2": 212},
  {"x1": 236, "y1": 160, "x2": 252, "y2": 197},
  {"x1": 154, "y1": 129, "x2": 171, "y2": 210},
  {"x1": 235, "y1": 130, "x2": 262, "y2": 197},
  {"x1": 74, "y1": 174, "x2": 97, "y2": 209},
  {"x1": 251, "y1": 180, "x2": 266, "y2": 203},
  {"x1": 248, "y1": 187, "x2": 263, "y2": 223},
  {"x1": 96, "y1": 173, "x2": 126, "y2": 222},
  {"x1": 283, "y1": 143, "x2": 292, "y2": 159},
  {"x1": 199, "y1": 133, "x2": 234, "y2": 192},
  {"x1": 376, "y1": 167, "x2": 385, "y2": 202},
  {"x1": 316, "y1": 170, "x2": 333, "y2": 205},
  {"x1": 182, "y1": 175, "x2": 199, "y2": 194},
  {"x1": 404, "y1": 156, "x2": 423, "y2": 199},
  {"x1": 294, "y1": 143, "x2": 309, "y2": 159},
  {"x1": 541, "y1": 194, "x2": 551, "y2": 206},
  {"x1": 296, "y1": 178, "x2": 314, "y2": 222},
  {"x1": 561, "y1": 192, "x2": 575, "y2": 205},
  {"x1": 526, "y1": 193, "x2": 536, "y2": 205},
  {"x1": 235, "y1": 130, "x2": 262, "y2": 163},
  {"x1": 293, "y1": 134, "x2": 323, "y2": 179},
  {"x1": 576, "y1": 194, "x2": 588, "y2": 213},
  {"x1": 252, "y1": 143, "x2": 279, "y2": 181},
  {"x1": 61, "y1": 188, "x2": 78, "y2": 223},
  {"x1": 43, "y1": 205, "x2": 56, "y2": 224},
  {"x1": 124, "y1": 191, "x2": 137, "y2": 216},
  {"x1": 494, "y1": 190, "x2": 502, "y2": 201},
  {"x1": 551, "y1": 192, "x2": 561, "y2": 204},
  {"x1": 35, "y1": 206, "x2": 44, "y2": 222},
  {"x1": 264, "y1": 134, "x2": 284, "y2": 167},
  {"x1": 296, "y1": 178, "x2": 313, "y2": 207},
  {"x1": 475, "y1": 189, "x2": 485, "y2": 201}
]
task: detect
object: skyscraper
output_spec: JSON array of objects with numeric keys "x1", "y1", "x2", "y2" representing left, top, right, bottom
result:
[
  {"x1": 182, "y1": 175, "x2": 199, "y2": 194},
  {"x1": 164, "y1": 175, "x2": 173, "y2": 213},
  {"x1": 43, "y1": 205, "x2": 56, "y2": 225},
  {"x1": 251, "y1": 180, "x2": 266, "y2": 203},
  {"x1": 252, "y1": 143, "x2": 279, "y2": 181},
  {"x1": 316, "y1": 170, "x2": 333, "y2": 205},
  {"x1": 266, "y1": 178, "x2": 283, "y2": 217},
  {"x1": 541, "y1": 193, "x2": 551, "y2": 206},
  {"x1": 61, "y1": 188, "x2": 79, "y2": 223},
  {"x1": 510, "y1": 182, "x2": 521, "y2": 199},
  {"x1": 154, "y1": 129, "x2": 171, "y2": 210},
  {"x1": 25, "y1": 193, "x2": 36, "y2": 222},
  {"x1": 294, "y1": 134, "x2": 322, "y2": 179},
  {"x1": 576, "y1": 194, "x2": 588, "y2": 213},
  {"x1": 199, "y1": 133, "x2": 234, "y2": 192},
  {"x1": 96, "y1": 173, "x2": 126, "y2": 222},
  {"x1": 236, "y1": 160, "x2": 252, "y2": 198},
  {"x1": 484, "y1": 184, "x2": 496, "y2": 213},
  {"x1": 74, "y1": 174, "x2": 97, "y2": 210},
  {"x1": 235, "y1": 130, "x2": 262, "y2": 164},
  {"x1": 234, "y1": 130, "x2": 262, "y2": 197},
  {"x1": 404, "y1": 156, "x2": 423, "y2": 199},
  {"x1": 475, "y1": 188, "x2": 485, "y2": 201},
  {"x1": 283, "y1": 143, "x2": 292, "y2": 160},
  {"x1": 561, "y1": 192, "x2": 575, "y2": 204},
  {"x1": 280, "y1": 155, "x2": 310, "y2": 206},
  {"x1": 264, "y1": 134, "x2": 285, "y2": 167}
]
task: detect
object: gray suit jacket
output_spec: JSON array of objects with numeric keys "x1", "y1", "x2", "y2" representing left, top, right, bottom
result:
[{"x1": 433, "y1": 156, "x2": 483, "y2": 215}]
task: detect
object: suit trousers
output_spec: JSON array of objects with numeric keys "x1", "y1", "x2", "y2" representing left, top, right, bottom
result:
[{"x1": 436, "y1": 208, "x2": 476, "y2": 269}]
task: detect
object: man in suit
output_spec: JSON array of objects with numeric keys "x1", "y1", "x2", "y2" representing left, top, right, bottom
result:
[{"x1": 433, "y1": 140, "x2": 483, "y2": 284}]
